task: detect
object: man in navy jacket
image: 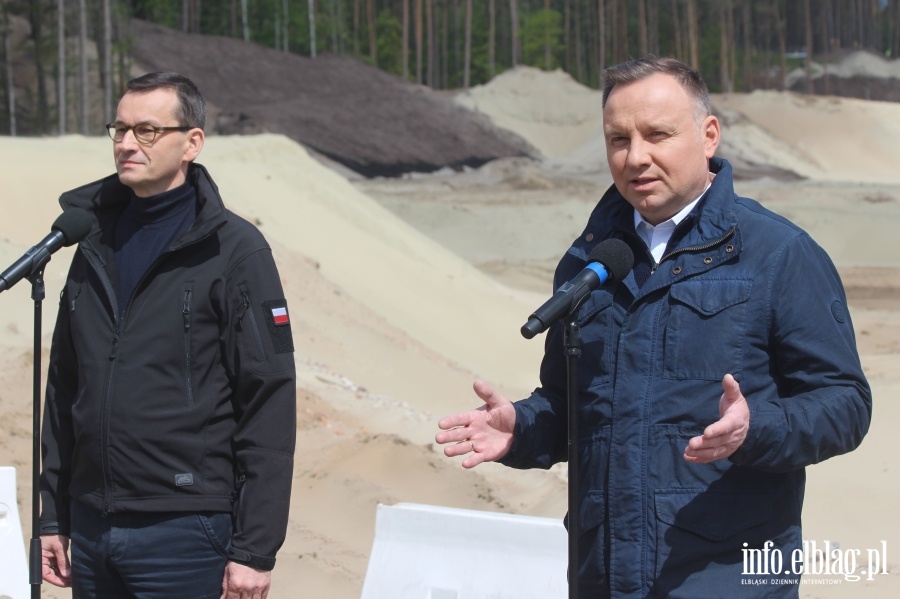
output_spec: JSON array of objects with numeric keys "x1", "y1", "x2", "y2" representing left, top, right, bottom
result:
[{"x1": 436, "y1": 57, "x2": 871, "y2": 597}]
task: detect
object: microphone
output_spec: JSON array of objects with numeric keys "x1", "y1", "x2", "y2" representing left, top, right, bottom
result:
[
  {"x1": 521, "y1": 238, "x2": 634, "y2": 339},
  {"x1": 0, "y1": 208, "x2": 92, "y2": 293}
]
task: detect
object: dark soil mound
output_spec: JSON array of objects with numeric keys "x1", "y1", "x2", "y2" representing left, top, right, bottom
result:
[{"x1": 127, "y1": 19, "x2": 536, "y2": 178}]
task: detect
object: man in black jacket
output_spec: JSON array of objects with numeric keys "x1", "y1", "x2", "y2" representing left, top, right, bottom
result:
[{"x1": 39, "y1": 72, "x2": 296, "y2": 599}]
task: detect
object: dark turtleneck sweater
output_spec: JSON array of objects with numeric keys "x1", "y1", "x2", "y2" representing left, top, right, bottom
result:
[{"x1": 114, "y1": 182, "x2": 197, "y2": 319}]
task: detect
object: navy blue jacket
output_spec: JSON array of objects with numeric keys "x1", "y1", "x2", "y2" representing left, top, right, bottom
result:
[
  {"x1": 502, "y1": 158, "x2": 871, "y2": 597},
  {"x1": 40, "y1": 163, "x2": 296, "y2": 570}
]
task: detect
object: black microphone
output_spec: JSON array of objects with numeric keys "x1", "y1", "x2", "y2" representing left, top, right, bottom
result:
[
  {"x1": 521, "y1": 238, "x2": 634, "y2": 339},
  {"x1": 0, "y1": 208, "x2": 92, "y2": 293}
]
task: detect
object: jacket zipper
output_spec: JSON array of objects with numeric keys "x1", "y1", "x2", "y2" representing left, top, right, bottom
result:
[
  {"x1": 651, "y1": 225, "x2": 736, "y2": 273},
  {"x1": 622, "y1": 225, "x2": 736, "y2": 276},
  {"x1": 100, "y1": 328, "x2": 119, "y2": 517},
  {"x1": 79, "y1": 243, "x2": 119, "y2": 517},
  {"x1": 183, "y1": 289, "x2": 194, "y2": 407}
]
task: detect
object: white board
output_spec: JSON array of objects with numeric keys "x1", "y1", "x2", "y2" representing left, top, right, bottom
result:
[
  {"x1": 0, "y1": 467, "x2": 30, "y2": 599},
  {"x1": 361, "y1": 503, "x2": 567, "y2": 599}
]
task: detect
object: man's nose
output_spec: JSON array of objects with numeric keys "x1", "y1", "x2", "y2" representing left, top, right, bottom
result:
[
  {"x1": 625, "y1": 138, "x2": 651, "y2": 169},
  {"x1": 117, "y1": 128, "x2": 141, "y2": 150}
]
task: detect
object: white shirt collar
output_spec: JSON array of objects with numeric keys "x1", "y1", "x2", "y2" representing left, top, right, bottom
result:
[{"x1": 633, "y1": 181, "x2": 711, "y2": 263}]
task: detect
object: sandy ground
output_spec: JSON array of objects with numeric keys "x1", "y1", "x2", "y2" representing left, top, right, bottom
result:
[{"x1": 1, "y1": 71, "x2": 899, "y2": 597}]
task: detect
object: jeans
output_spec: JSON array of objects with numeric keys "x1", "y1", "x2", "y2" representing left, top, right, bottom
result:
[{"x1": 69, "y1": 500, "x2": 232, "y2": 599}]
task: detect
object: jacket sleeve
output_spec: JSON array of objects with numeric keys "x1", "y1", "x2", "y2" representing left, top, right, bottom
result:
[
  {"x1": 730, "y1": 233, "x2": 872, "y2": 472},
  {"x1": 40, "y1": 276, "x2": 79, "y2": 536},
  {"x1": 499, "y1": 251, "x2": 583, "y2": 470},
  {"x1": 223, "y1": 246, "x2": 296, "y2": 571}
]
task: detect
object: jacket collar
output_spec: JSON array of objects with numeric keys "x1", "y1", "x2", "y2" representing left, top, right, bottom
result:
[
  {"x1": 600, "y1": 156, "x2": 737, "y2": 248},
  {"x1": 59, "y1": 162, "x2": 228, "y2": 250},
  {"x1": 683, "y1": 156, "x2": 737, "y2": 249},
  {"x1": 566, "y1": 157, "x2": 740, "y2": 299}
]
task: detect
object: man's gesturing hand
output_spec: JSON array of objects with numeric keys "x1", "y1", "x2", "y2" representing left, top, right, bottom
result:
[
  {"x1": 684, "y1": 374, "x2": 750, "y2": 464},
  {"x1": 435, "y1": 380, "x2": 517, "y2": 468}
]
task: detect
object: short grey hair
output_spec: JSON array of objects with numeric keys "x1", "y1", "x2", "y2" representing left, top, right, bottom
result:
[
  {"x1": 602, "y1": 56, "x2": 712, "y2": 122},
  {"x1": 125, "y1": 72, "x2": 206, "y2": 130}
]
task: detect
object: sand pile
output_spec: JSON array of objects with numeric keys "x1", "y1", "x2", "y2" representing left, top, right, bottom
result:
[
  {"x1": 0, "y1": 134, "x2": 545, "y2": 397},
  {"x1": 448, "y1": 66, "x2": 805, "y2": 180},
  {"x1": 0, "y1": 134, "x2": 563, "y2": 599},
  {"x1": 126, "y1": 20, "x2": 535, "y2": 177},
  {"x1": 449, "y1": 66, "x2": 900, "y2": 187},
  {"x1": 787, "y1": 50, "x2": 900, "y2": 84},
  {"x1": 821, "y1": 50, "x2": 900, "y2": 79},
  {"x1": 787, "y1": 50, "x2": 900, "y2": 102},
  {"x1": 716, "y1": 90, "x2": 900, "y2": 185},
  {"x1": 454, "y1": 66, "x2": 604, "y2": 159}
]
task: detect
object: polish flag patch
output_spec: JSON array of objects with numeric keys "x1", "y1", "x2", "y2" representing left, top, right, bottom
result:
[{"x1": 271, "y1": 306, "x2": 290, "y2": 326}]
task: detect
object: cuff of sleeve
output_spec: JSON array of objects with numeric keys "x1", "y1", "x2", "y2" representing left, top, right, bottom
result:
[
  {"x1": 728, "y1": 400, "x2": 770, "y2": 467},
  {"x1": 496, "y1": 402, "x2": 530, "y2": 469},
  {"x1": 39, "y1": 520, "x2": 69, "y2": 537},
  {"x1": 227, "y1": 548, "x2": 276, "y2": 571}
]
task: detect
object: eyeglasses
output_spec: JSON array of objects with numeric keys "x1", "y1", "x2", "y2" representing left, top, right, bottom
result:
[{"x1": 105, "y1": 122, "x2": 192, "y2": 145}]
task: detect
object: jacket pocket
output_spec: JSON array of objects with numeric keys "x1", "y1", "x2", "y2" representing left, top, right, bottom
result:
[
  {"x1": 197, "y1": 512, "x2": 233, "y2": 558},
  {"x1": 566, "y1": 425, "x2": 611, "y2": 594},
  {"x1": 237, "y1": 284, "x2": 266, "y2": 363},
  {"x1": 663, "y1": 279, "x2": 752, "y2": 381},
  {"x1": 653, "y1": 488, "x2": 776, "y2": 597},
  {"x1": 65, "y1": 281, "x2": 83, "y2": 312},
  {"x1": 567, "y1": 490, "x2": 608, "y2": 595}
]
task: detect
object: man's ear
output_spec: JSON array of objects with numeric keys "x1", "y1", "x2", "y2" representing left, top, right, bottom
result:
[
  {"x1": 183, "y1": 127, "x2": 205, "y2": 163},
  {"x1": 702, "y1": 115, "x2": 720, "y2": 159}
]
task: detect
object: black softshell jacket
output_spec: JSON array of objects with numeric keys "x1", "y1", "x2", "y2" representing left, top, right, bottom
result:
[{"x1": 40, "y1": 163, "x2": 296, "y2": 569}]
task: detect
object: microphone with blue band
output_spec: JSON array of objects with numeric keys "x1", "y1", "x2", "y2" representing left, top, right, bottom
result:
[{"x1": 520, "y1": 238, "x2": 634, "y2": 339}]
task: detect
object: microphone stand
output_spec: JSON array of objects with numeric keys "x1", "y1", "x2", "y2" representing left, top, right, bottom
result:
[
  {"x1": 28, "y1": 265, "x2": 47, "y2": 599},
  {"x1": 564, "y1": 315, "x2": 583, "y2": 599}
]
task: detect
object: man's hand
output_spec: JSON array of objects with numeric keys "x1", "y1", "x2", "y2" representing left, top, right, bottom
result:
[
  {"x1": 41, "y1": 534, "x2": 72, "y2": 587},
  {"x1": 684, "y1": 374, "x2": 750, "y2": 463},
  {"x1": 220, "y1": 561, "x2": 271, "y2": 599},
  {"x1": 435, "y1": 380, "x2": 517, "y2": 468}
]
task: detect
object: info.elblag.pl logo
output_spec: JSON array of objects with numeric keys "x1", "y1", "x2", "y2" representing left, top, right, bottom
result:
[{"x1": 741, "y1": 539, "x2": 890, "y2": 585}]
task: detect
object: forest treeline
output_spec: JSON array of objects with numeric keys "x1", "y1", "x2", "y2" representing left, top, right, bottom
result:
[{"x1": 3, "y1": 0, "x2": 900, "y2": 136}]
